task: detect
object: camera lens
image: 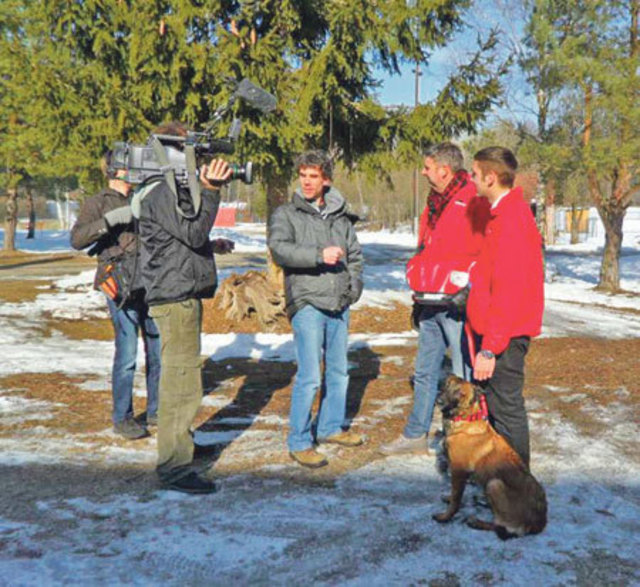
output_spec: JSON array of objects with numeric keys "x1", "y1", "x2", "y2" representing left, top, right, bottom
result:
[{"x1": 229, "y1": 161, "x2": 253, "y2": 184}]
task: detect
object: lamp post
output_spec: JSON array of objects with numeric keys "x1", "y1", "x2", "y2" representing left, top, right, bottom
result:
[
  {"x1": 408, "y1": 0, "x2": 422, "y2": 235},
  {"x1": 412, "y1": 62, "x2": 422, "y2": 236}
]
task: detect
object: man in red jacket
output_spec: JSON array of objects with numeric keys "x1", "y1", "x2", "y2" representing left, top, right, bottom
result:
[
  {"x1": 380, "y1": 142, "x2": 490, "y2": 456},
  {"x1": 467, "y1": 146, "x2": 544, "y2": 467}
]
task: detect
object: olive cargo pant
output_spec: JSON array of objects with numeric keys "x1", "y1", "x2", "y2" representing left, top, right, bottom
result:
[{"x1": 149, "y1": 299, "x2": 203, "y2": 483}]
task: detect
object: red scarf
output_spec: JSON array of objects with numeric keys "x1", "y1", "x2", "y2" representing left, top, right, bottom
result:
[{"x1": 426, "y1": 170, "x2": 471, "y2": 230}]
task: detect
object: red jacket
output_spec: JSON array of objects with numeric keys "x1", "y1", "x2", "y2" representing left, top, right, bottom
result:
[
  {"x1": 467, "y1": 187, "x2": 544, "y2": 355},
  {"x1": 406, "y1": 180, "x2": 490, "y2": 295}
]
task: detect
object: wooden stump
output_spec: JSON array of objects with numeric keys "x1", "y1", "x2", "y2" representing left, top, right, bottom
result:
[{"x1": 217, "y1": 269, "x2": 286, "y2": 329}]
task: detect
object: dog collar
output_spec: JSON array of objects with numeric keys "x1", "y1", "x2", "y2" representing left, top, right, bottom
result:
[{"x1": 453, "y1": 393, "x2": 488, "y2": 422}]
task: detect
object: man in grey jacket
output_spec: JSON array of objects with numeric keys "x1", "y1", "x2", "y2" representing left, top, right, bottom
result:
[{"x1": 268, "y1": 150, "x2": 364, "y2": 468}]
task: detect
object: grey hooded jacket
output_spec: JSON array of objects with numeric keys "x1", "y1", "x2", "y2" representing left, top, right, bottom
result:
[{"x1": 268, "y1": 187, "x2": 363, "y2": 319}]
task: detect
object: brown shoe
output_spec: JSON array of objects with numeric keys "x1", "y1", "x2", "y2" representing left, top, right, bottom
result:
[
  {"x1": 289, "y1": 448, "x2": 329, "y2": 468},
  {"x1": 318, "y1": 430, "x2": 364, "y2": 447}
]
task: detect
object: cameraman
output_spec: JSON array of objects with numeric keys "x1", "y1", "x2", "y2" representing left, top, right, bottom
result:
[
  {"x1": 135, "y1": 122, "x2": 232, "y2": 495},
  {"x1": 71, "y1": 152, "x2": 160, "y2": 440}
]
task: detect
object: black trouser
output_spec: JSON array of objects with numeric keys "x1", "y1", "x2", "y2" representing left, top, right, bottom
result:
[{"x1": 483, "y1": 336, "x2": 531, "y2": 467}]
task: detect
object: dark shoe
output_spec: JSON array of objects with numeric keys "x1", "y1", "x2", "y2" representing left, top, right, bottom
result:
[
  {"x1": 113, "y1": 417, "x2": 149, "y2": 440},
  {"x1": 289, "y1": 448, "x2": 329, "y2": 468},
  {"x1": 193, "y1": 443, "x2": 219, "y2": 459},
  {"x1": 146, "y1": 413, "x2": 158, "y2": 427},
  {"x1": 162, "y1": 472, "x2": 217, "y2": 495}
]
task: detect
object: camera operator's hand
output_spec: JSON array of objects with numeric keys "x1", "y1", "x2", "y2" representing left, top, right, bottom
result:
[
  {"x1": 212, "y1": 238, "x2": 235, "y2": 254},
  {"x1": 104, "y1": 206, "x2": 133, "y2": 228},
  {"x1": 201, "y1": 158, "x2": 232, "y2": 190}
]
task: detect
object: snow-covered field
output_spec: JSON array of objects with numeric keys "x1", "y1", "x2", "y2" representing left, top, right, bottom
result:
[{"x1": 1, "y1": 219, "x2": 639, "y2": 585}]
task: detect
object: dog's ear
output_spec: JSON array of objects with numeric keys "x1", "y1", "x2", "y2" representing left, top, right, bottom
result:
[
  {"x1": 457, "y1": 381, "x2": 476, "y2": 410},
  {"x1": 444, "y1": 374, "x2": 464, "y2": 393}
]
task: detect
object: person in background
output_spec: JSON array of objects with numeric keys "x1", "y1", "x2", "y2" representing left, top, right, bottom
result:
[{"x1": 71, "y1": 151, "x2": 160, "y2": 440}]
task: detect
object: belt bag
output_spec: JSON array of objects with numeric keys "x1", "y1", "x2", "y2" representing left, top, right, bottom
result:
[
  {"x1": 406, "y1": 253, "x2": 469, "y2": 307},
  {"x1": 96, "y1": 261, "x2": 129, "y2": 305},
  {"x1": 96, "y1": 254, "x2": 139, "y2": 306}
]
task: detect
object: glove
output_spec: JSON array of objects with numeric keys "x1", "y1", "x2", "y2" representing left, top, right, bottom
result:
[
  {"x1": 449, "y1": 285, "x2": 470, "y2": 315},
  {"x1": 212, "y1": 238, "x2": 235, "y2": 254},
  {"x1": 104, "y1": 206, "x2": 133, "y2": 228}
]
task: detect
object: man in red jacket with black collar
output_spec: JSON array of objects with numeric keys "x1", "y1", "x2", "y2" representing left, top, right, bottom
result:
[
  {"x1": 468, "y1": 146, "x2": 544, "y2": 467},
  {"x1": 380, "y1": 142, "x2": 490, "y2": 456}
]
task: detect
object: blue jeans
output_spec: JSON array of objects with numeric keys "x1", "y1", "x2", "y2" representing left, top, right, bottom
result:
[
  {"x1": 288, "y1": 305, "x2": 350, "y2": 452},
  {"x1": 404, "y1": 307, "x2": 471, "y2": 439},
  {"x1": 105, "y1": 295, "x2": 161, "y2": 424}
]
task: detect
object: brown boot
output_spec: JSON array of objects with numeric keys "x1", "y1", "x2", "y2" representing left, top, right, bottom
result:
[
  {"x1": 318, "y1": 430, "x2": 364, "y2": 447},
  {"x1": 289, "y1": 448, "x2": 329, "y2": 468}
]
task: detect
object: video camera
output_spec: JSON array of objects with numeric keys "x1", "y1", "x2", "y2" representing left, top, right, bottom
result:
[{"x1": 109, "y1": 79, "x2": 276, "y2": 188}]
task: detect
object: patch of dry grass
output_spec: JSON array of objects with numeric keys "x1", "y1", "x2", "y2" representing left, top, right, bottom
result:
[
  {"x1": 0, "y1": 279, "x2": 55, "y2": 303},
  {"x1": 49, "y1": 318, "x2": 113, "y2": 341}
]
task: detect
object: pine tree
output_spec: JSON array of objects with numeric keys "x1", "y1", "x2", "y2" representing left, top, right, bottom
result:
[
  {"x1": 1, "y1": 1, "x2": 503, "y2": 273},
  {"x1": 2, "y1": 0, "x2": 503, "y2": 204},
  {"x1": 522, "y1": 0, "x2": 640, "y2": 291}
]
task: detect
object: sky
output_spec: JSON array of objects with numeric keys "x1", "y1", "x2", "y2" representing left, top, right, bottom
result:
[
  {"x1": 1, "y1": 216, "x2": 640, "y2": 583},
  {"x1": 375, "y1": 1, "x2": 533, "y2": 124}
]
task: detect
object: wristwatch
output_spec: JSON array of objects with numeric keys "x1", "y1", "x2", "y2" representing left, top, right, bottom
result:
[{"x1": 479, "y1": 349, "x2": 495, "y2": 359}]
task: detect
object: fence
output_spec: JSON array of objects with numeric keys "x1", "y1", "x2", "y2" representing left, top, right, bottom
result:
[{"x1": 555, "y1": 206, "x2": 640, "y2": 242}]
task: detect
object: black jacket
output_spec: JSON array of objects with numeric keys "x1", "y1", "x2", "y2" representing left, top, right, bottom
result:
[
  {"x1": 70, "y1": 187, "x2": 137, "y2": 291},
  {"x1": 268, "y1": 187, "x2": 363, "y2": 318},
  {"x1": 137, "y1": 180, "x2": 221, "y2": 306}
]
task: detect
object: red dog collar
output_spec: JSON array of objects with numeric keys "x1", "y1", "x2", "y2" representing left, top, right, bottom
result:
[{"x1": 453, "y1": 394, "x2": 488, "y2": 422}]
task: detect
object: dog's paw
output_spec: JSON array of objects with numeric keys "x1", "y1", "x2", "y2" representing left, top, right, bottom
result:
[
  {"x1": 432, "y1": 511, "x2": 454, "y2": 524},
  {"x1": 465, "y1": 515, "x2": 480, "y2": 527},
  {"x1": 465, "y1": 516, "x2": 494, "y2": 532}
]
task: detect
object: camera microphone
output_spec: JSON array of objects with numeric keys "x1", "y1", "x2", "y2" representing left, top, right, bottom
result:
[{"x1": 206, "y1": 139, "x2": 236, "y2": 155}]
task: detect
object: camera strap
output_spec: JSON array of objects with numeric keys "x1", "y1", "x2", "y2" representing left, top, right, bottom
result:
[
  {"x1": 149, "y1": 136, "x2": 201, "y2": 219},
  {"x1": 184, "y1": 144, "x2": 202, "y2": 216},
  {"x1": 150, "y1": 136, "x2": 177, "y2": 198}
]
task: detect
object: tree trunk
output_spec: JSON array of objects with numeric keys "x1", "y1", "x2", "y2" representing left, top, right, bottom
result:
[
  {"x1": 4, "y1": 187, "x2": 18, "y2": 251},
  {"x1": 544, "y1": 178, "x2": 556, "y2": 245},
  {"x1": 596, "y1": 204, "x2": 625, "y2": 292},
  {"x1": 265, "y1": 169, "x2": 290, "y2": 222},
  {"x1": 355, "y1": 170, "x2": 365, "y2": 216},
  {"x1": 570, "y1": 204, "x2": 580, "y2": 245},
  {"x1": 264, "y1": 168, "x2": 290, "y2": 284},
  {"x1": 26, "y1": 188, "x2": 35, "y2": 239},
  {"x1": 545, "y1": 204, "x2": 555, "y2": 245}
]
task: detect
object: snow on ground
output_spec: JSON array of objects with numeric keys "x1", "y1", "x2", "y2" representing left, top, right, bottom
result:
[
  {"x1": 1, "y1": 221, "x2": 640, "y2": 584},
  {"x1": 1, "y1": 425, "x2": 639, "y2": 585}
]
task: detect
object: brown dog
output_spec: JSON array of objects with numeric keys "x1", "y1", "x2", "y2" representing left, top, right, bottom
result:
[{"x1": 432, "y1": 375, "x2": 547, "y2": 539}]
